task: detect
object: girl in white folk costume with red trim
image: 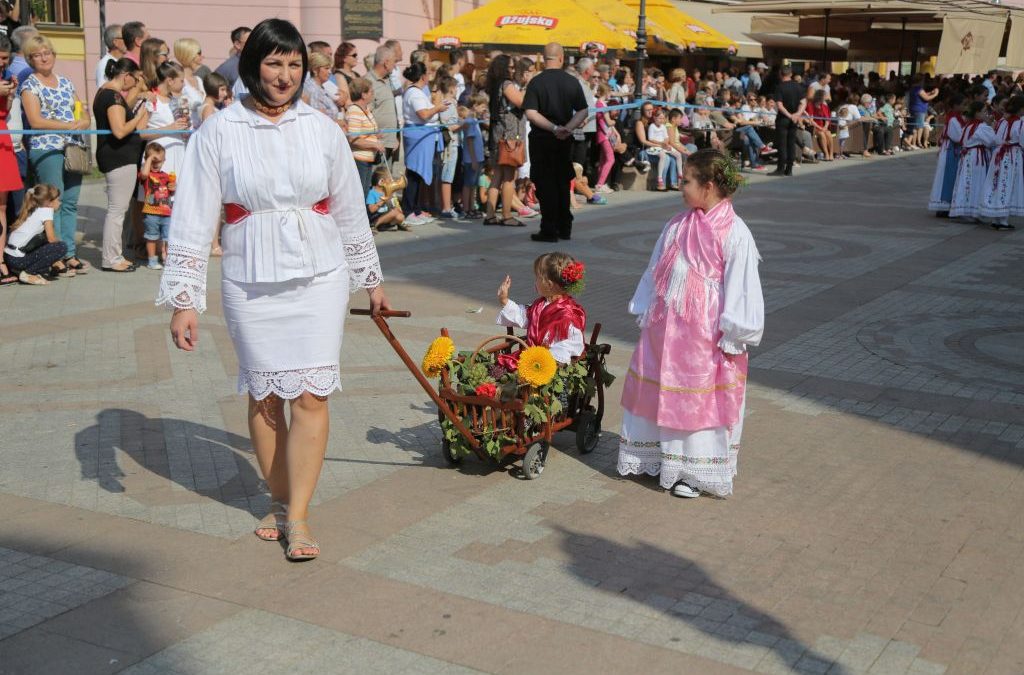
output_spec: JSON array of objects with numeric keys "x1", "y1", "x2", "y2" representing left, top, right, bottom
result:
[
  {"x1": 617, "y1": 149, "x2": 764, "y2": 499},
  {"x1": 980, "y1": 95, "x2": 1024, "y2": 230},
  {"x1": 949, "y1": 101, "x2": 999, "y2": 222},
  {"x1": 157, "y1": 20, "x2": 389, "y2": 561}
]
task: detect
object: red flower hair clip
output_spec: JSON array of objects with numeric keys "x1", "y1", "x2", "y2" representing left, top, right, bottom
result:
[{"x1": 560, "y1": 261, "x2": 586, "y2": 295}]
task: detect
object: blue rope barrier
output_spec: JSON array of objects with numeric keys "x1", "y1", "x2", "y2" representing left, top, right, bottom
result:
[{"x1": 0, "y1": 98, "x2": 940, "y2": 136}]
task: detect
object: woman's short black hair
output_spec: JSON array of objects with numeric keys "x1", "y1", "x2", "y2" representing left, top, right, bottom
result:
[
  {"x1": 104, "y1": 57, "x2": 138, "y2": 82},
  {"x1": 402, "y1": 62, "x2": 426, "y2": 84},
  {"x1": 239, "y1": 18, "x2": 308, "y2": 107}
]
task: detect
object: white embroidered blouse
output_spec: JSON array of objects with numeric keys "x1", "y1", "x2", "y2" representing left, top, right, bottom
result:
[
  {"x1": 156, "y1": 100, "x2": 381, "y2": 313},
  {"x1": 628, "y1": 214, "x2": 764, "y2": 355}
]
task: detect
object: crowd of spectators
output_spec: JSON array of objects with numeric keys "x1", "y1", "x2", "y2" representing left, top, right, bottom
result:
[{"x1": 2, "y1": 18, "x2": 1023, "y2": 285}]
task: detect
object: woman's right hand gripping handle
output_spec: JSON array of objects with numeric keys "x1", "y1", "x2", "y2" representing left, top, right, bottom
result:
[{"x1": 170, "y1": 308, "x2": 199, "y2": 351}]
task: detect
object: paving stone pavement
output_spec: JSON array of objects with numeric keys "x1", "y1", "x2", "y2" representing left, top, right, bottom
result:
[{"x1": 1, "y1": 153, "x2": 1023, "y2": 674}]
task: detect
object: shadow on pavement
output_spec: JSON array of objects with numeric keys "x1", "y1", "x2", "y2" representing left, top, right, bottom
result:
[
  {"x1": 74, "y1": 408, "x2": 263, "y2": 516},
  {"x1": 553, "y1": 525, "x2": 847, "y2": 674}
]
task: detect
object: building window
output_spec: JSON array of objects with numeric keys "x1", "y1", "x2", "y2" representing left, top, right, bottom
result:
[{"x1": 31, "y1": 0, "x2": 82, "y2": 27}]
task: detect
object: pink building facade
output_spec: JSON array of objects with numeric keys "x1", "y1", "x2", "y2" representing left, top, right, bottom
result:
[{"x1": 51, "y1": 0, "x2": 480, "y2": 108}]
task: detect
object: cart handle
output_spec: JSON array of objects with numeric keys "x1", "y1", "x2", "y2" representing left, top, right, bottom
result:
[
  {"x1": 350, "y1": 308, "x2": 412, "y2": 318},
  {"x1": 470, "y1": 334, "x2": 530, "y2": 363},
  {"x1": 353, "y1": 311, "x2": 481, "y2": 452}
]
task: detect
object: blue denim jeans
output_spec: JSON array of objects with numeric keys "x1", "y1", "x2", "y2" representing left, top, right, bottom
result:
[
  {"x1": 29, "y1": 148, "x2": 83, "y2": 259},
  {"x1": 735, "y1": 126, "x2": 765, "y2": 167}
]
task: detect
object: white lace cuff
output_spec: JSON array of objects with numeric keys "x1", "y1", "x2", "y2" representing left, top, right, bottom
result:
[
  {"x1": 155, "y1": 244, "x2": 210, "y2": 313},
  {"x1": 718, "y1": 337, "x2": 747, "y2": 355},
  {"x1": 240, "y1": 365, "x2": 342, "y2": 400},
  {"x1": 343, "y1": 228, "x2": 382, "y2": 291}
]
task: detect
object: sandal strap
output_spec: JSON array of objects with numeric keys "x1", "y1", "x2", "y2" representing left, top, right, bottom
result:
[{"x1": 283, "y1": 520, "x2": 320, "y2": 550}]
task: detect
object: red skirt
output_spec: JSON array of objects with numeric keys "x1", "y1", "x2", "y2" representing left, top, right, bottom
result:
[{"x1": 0, "y1": 119, "x2": 24, "y2": 192}]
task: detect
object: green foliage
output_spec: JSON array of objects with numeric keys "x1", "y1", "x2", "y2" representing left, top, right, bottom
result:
[{"x1": 436, "y1": 347, "x2": 616, "y2": 463}]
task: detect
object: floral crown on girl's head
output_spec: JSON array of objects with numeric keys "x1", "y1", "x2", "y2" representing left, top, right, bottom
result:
[{"x1": 560, "y1": 261, "x2": 586, "y2": 296}]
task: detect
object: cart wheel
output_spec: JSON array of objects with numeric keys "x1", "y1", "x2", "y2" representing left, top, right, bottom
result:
[
  {"x1": 575, "y1": 410, "x2": 601, "y2": 455},
  {"x1": 439, "y1": 409, "x2": 462, "y2": 465},
  {"x1": 522, "y1": 442, "x2": 548, "y2": 480},
  {"x1": 441, "y1": 436, "x2": 462, "y2": 465}
]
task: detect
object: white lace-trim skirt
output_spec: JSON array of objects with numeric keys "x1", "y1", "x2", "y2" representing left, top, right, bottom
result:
[
  {"x1": 616, "y1": 395, "x2": 745, "y2": 497},
  {"x1": 222, "y1": 265, "x2": 348, "y2": 400}
]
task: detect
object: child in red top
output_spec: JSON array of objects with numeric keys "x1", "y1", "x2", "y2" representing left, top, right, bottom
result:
[
  {"x1": 139, "y1": 142, "x2": 176, "y2": 270},
  {"x1": 496, "y1": 252, "x2": 587, "y2": 365}
]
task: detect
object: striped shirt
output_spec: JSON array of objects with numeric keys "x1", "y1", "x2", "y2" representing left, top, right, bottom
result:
[{"x1": 346, "y1": 104, "x2": 378, "y2": 163}]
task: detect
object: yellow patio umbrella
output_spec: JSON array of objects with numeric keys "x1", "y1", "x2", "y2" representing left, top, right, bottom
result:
[
  {"x1": 622, "y1": 0, "x2": 738, "y2": 51},
  {"x1": 422, "y1": 0, "x2": 636, "y2": 54},
  {"x1": 584, "y1": 0, "x2": 687, "y2": 55}
]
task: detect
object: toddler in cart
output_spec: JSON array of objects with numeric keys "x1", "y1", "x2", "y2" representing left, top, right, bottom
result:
[{"x1": 495, "y1": 252, "x2": 587, "y2": 365}]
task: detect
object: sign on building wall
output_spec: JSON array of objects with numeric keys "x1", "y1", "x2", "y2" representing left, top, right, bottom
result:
[{"x1": 342, "y1": 0, "x2": 384, "y2": 39}]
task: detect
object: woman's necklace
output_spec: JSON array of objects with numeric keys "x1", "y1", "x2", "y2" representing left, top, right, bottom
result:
[{"x1": 252, "y1": 98, "x2": 292, "y2": 116}]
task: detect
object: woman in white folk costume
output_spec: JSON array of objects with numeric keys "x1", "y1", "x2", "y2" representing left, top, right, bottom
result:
[
  {"x1": 618, "y1": 149, "x2": 764, "y2": 499},
  {"x1": 158, "y1": 19, "x2": 389, "y2": 561},
  {"x1": 928, "y1": 94, "x2": 967, "y2": 217},
  {"x1": 949, "y1": 101, "x2": 999, "y2": 222},
  {"x1": 980, "y1": 95, "x2": 1024, "y2": 230}
]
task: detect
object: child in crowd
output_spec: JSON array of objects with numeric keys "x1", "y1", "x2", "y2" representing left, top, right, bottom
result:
[
  {"x1": 667, "y1": 109, "x2": 697, "y2": 169},
  {"x1": 594, "y1": 84, "x2": 616, "y2": 194},
  {"x1": 496, "y1": 252, "x2": 587, "y2": 365},
  {"x1": 618, "y1": 148, "x2": 763, "y2": 500},
  {"x1": 894, "y1": 101, "x2": 910, "y2": 150},
  {"x1": 2, "y1": 184, "x2": 71, "y2": 285},
  {"x1": 198, "y1": 72, "x2": 230, "y2": 125},
  {"x1": 436, "y1": 75, "x2": 461, "y2": 219},
  {"x1": 646, "y1": 108, "x2": 682, "y2": 191},
  {"x1": 139, "y1": 142, "x2": 176, "y2": 269},
  {"x1": 836, "y1": 104, "x2": 853, "y2": 158},
  {"x1": 571, "y1": 162, "x2": 607, "y2": 207},
  {"x1": 366, "y1": 166, "x2": 408, "y2": 232},
  {"x1": 876, "y1": 94, "x2": 897, "y2": 156},
  {"x1": 478, "y1": 164, "x2": 493, "y2": 216},
  {"x1": 459, "y1": 103, "x2": 484, "y2": 219},
  {"x1": 516, "y1": 178, "x2": 538, "y2": 212}
]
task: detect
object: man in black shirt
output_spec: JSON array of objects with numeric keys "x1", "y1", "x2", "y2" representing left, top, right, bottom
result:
[
  {"x1": 522, "y1": 42, "x2": 590, "y2": 242},
  {"x1": 772, "y1": 66, "x2": 807, "y2": 176}
]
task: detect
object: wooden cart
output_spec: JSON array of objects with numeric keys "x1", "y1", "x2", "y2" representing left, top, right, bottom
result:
[{"x1": 352, "y1": 309, "x2": 612, "y2": 479}]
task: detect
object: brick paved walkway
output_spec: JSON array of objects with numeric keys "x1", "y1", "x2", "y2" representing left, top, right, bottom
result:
[{"x1": 1, "y1": 153, "x2": 1022, "y2": 674}]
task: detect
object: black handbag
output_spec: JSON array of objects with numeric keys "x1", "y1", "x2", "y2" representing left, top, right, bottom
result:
[{"x1": 18, "y1": 231, "x2": 49, "y2": 255}]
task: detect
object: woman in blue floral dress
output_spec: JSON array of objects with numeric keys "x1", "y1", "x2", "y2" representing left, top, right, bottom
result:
[{"x1": 19, "y1": 35, "x2": 91, "y2": 272}]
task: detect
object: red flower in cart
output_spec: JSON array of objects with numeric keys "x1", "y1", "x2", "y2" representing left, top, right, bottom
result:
[
  {"x1": 474, "y1": 382, "x2": 498, "y2": 398},
  {"x1": 559, "y1": 261, "x2": 586, "y2": 295}
]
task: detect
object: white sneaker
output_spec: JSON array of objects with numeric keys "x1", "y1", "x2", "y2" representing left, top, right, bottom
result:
[
  {"x1": 672, "y1": 483, "x2": 700, "y2": 498},
  {"x1": 404, "y1": 214, "x2": 426, "y2": 226}
]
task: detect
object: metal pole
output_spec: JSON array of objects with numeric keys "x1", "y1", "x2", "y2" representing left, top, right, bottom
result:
[
  {"x1": 911, "y1": 31, "x2": 920, "y2": 76},
  {"x1": 18, "y1": 0, "x2": 30, "y2": 25},
  {"x1": 632, "y1": 0, "x2": 648, "y2": 125},
  {"x1": 821, "y1": 9, "x2": 831, "y2": 73},
  {"x1": 897, "y1": 17, "x2": 906, "y2": 77},
  {"x1": 99, "y1": 0, "x2": 107, "y2": 56}
]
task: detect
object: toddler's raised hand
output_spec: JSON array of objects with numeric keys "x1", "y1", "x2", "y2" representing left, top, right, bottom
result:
[{"x1": 497, "y1": 275, "x2": 511, "y2": 306}]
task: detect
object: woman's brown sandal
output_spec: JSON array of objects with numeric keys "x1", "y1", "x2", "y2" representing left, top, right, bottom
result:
[
  {"x1": 253, "y1": 500, "x2": 287, "y2": 541},
  {"x1": 283, "y1": 520, "x2": 320, "y2": 561}
]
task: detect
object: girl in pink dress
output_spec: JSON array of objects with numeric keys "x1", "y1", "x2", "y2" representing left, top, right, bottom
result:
[{"x1": 617, "y1": 149, "x2": 764, "y2": 498}]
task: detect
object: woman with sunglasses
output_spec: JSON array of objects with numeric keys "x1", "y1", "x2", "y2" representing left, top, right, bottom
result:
[{"x1": 93, "y1": 58, "x2": 150, "y2": 272}]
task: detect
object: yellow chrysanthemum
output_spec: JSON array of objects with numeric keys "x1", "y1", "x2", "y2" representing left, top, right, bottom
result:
[
  {"x1": 422, "y1": 336, "x2": 455, "y2": 377},
  {"x1": 517, "y1": 346, "x2": 557, "y2": 387}
]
